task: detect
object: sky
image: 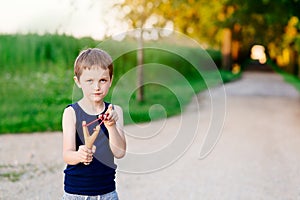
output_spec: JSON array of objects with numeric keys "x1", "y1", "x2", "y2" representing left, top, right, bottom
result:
[{"x1": 0, "y1": 0, "x2": 122, "y2": 40}]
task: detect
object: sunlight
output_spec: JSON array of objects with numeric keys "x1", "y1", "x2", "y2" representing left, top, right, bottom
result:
[{"x1": 250, "y1": 45, "x2": 267, "y2": 64}]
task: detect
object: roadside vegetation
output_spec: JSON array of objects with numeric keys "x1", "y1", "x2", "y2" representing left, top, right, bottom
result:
[
  {"x1": 0, "y1": 34, "x2": 239, "y2": 133},
  {"x1": 268, "y1": 60, "x2": 300, "y2": 93}
]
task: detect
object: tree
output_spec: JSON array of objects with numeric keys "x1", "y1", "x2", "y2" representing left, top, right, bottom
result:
[
  {"x1": 113, "y1": 0, "x2": 172, "y2": 102},
  {"x1": 171, "y1": 0, "x2": 300, "y2": 72},
  {"x1": 223, "y1": 0, "x2": 300, "y2": 74},
  {"x1": 114, "y1": 0, "x2": 300, "y2": 75}
]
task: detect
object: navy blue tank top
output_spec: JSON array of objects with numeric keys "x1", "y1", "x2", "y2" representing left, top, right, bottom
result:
[{"x1": 64, "y1": 102, "x2": 116, "y2": 196}]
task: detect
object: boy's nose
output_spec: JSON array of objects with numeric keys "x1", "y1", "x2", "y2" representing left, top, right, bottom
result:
[{"x1": 93, "y1": 82, "x2": 100, "y2": 90}]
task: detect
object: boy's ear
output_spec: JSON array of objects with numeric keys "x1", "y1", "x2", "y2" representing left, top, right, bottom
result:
[{"x1": 74, "y1": 76, "x2": 82, "y2": 88}]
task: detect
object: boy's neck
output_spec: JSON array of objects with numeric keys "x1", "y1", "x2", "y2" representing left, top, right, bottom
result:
[{"x1": 79, "y1": 98, "x2": 105, "y2": 115}]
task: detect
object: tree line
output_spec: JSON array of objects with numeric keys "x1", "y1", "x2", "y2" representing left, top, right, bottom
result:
[{"x1": 113, "y1": 0, "x2": 300, "y2": 76}]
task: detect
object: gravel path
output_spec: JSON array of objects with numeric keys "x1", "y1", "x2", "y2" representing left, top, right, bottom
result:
[{"x1": 1, "y1": 72, "x2": 299, "y2": 199}]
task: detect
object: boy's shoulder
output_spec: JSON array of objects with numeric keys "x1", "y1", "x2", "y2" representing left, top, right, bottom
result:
[
  {"x1": 62, "y1": 104, "x2": 76, "y2": 123},
  {"x1": 64, "y1": 105, "x2": 75, "y2": 113},
  {"x1": 64, "y1": 102, "x2": 81, "y2": 114},
  {"x1": 65, "y1": 102, "x2": 81, "y2": 111},
  {"x1": 66, "y1": 102, "x2": 77, "y2": 108}
]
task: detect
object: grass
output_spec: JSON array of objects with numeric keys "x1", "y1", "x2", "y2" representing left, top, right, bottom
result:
[
  {"x1": 0, "y1": 171, "x2": 25, "y2": 182},
  {"x1": 267, "y1": 60, "x2": 300, "y2": 93},
  {"x1": 0, "y1": 164, "x2": 27, "y2": 182},
  {"x1": 280, "y1": 72, "x2": 300, "y2": 92},
  {"x1": 0, "y1": 33, "x2": 238, "y2": 134},
  {"x1": 0, "y1": 163, "x2": 58, "y2": 182},
  {"x1": 0, "y1": 70, "x2": 73, "y2": 132}
]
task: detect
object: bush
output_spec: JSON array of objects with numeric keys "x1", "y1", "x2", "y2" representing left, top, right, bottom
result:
[{"x1": 0, "y1": 34, "x2": 231, "y2": 133}]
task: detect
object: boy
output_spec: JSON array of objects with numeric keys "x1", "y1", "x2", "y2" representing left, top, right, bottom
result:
[{"x1": 62, "y1": 48, "x2": 126, "y2": 199}]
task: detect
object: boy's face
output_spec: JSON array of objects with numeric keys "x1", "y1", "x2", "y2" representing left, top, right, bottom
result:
[{"x1": 75, "y1": 67, "x2": 112, "y2": 103}]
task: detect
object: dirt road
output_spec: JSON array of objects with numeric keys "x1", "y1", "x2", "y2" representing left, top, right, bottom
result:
[{"x1": 1, "y1": 72, "x2": 299, "y2": 199}]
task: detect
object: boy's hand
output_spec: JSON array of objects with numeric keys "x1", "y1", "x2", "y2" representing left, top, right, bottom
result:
[
  {"x1": 78, "y1": 145, "x2": 96, "y2": 165},
  {"x1": 104, "y1": 104, "x2": 118, "y2": 127}
]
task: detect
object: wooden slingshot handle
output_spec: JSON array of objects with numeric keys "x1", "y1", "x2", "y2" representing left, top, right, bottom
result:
[
  {"x1": 82, "y1": 121, "x2": 100, "y2": 165},
  {"x1": 81, "y1": 113, "x2": 109, "y2": 165},
  {"x1": 82, "y1": 121, "x2": 100, "y2": 149}
]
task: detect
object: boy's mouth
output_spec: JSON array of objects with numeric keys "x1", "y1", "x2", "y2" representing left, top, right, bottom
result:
[{"x1": 94, "y1": 92, "x2": 102, "y2": 96}]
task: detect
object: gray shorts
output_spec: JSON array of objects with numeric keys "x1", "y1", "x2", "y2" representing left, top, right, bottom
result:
[{"x1": 62, "y1": 190, "x2": 119, "y2": 200}]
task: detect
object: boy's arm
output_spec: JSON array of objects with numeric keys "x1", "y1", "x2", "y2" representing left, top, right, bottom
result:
[
  {"x1": 105, "y1": 104, "x2": 127, "y2": 159},
  {"x1": 62, "y1": 107, "x2": 93, "y2": 165}
]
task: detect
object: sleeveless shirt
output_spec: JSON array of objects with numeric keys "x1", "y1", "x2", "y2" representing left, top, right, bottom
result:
[{"x1": 64, "y1": 102, "x2": 116, "y2": 195}]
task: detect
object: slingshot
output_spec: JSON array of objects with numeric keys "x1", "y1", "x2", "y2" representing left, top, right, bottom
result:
[
  {"x1": 82, "y1": 114, "x2": 108, "y2": 165},
  {"x1": 82, "y1": 113, "x2": 108, "y2": 149}
]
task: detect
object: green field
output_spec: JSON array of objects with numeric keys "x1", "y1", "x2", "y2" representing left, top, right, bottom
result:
[{"x1": 0, "y1": 34, "x2": 239, "y2": 133}]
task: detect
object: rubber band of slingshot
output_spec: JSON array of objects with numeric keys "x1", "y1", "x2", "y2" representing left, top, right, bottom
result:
[{"x1": 83, "y1": 114, "x2": 108, "y2": 127}]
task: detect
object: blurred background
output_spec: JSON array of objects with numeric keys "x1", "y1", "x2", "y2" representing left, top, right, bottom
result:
[
  {"x1": 0, "y1": 0, "x2": 299, "y2": 133},
  {"x1": 0, "y1": 0, "x2": 300, "y2": 199}
]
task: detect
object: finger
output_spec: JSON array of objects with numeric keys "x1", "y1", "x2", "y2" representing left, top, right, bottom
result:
[
  {"x1": 83, "y1": 145, "x2": 93, "y2": 154},
  {"x1": 86, "y1": 148, "x2": 93, "y2": 154},
  {"x1": 86, "y1": 154, "x2": 93, "y2": 163},
  {"x1": 92, "y1": 145, "x2": 96, "y2": 154},
  {"x1": 105, "y1": 113, "x2": 110, "y2": 120},
  {"x1": 87, "y1": 154, "x2": 92, "y2": 160},
  {"x1": 81, "y1": 151, "x2": 87, "y2": 158},
  {"x1": 79, "y1": 145, "x2": 86, "y2": 152},
  {"x1": 99, "y1": 114, "x2": 104, "y2": 120},
  {"x1": 106, "y1": 114, "x2": 112, "y2": 121},
  {"x1": 82, "y1": 145, "x2": 90, "y2": 152},
  {"x1": 104, "y1": 104, "x2": 114, "y2": 119},
  {"x1": 108, "y1": 104, "x2": 114, "y2": 111},
  {"x1": 113, "y1": 114, "x2": 119, "y2": 122},
  {"x1": 80, "y1": 145, "x2": 92, "y2": 155},
  {"x1": 107, "y1": 121, "x2": 115, "y2": 126},
  {"x1": 109, "y1": 111, "x2": 118, "y2": 121}
]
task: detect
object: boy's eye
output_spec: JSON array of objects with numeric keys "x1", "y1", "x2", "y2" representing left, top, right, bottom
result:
[
  {"x1": 100, "y1": 79, "x2": 107, "y2": 83},
  {"x1": 87, "y1": 79, "x2": 93, "y2": 83}
]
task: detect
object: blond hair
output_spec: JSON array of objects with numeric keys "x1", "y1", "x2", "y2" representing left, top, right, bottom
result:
[{"x1": 74, "y1": 48, "x2": 113, "y2": 80}]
